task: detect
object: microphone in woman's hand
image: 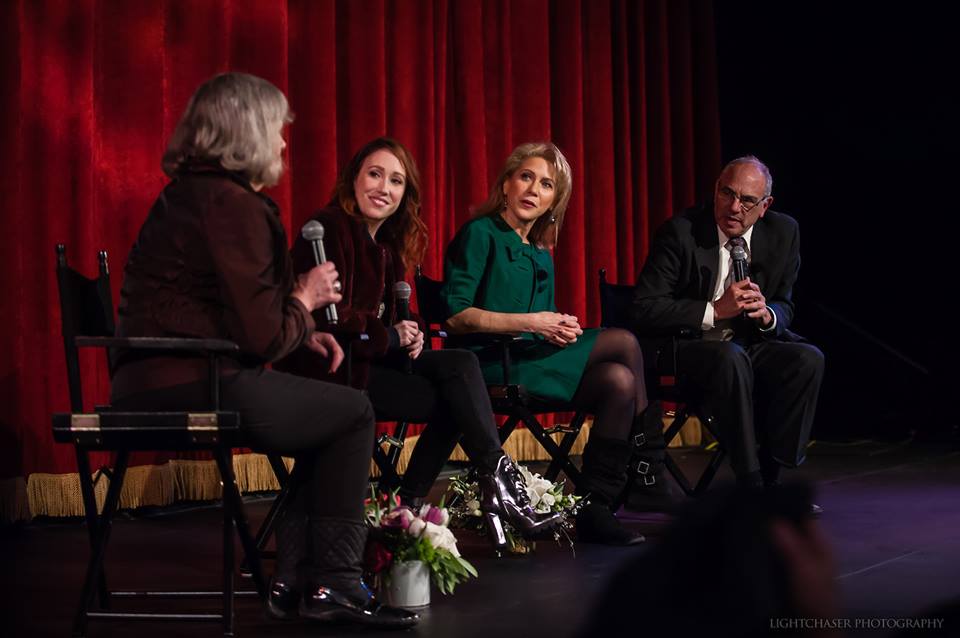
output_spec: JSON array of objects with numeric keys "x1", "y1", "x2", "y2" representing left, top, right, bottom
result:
[
  {"x1": 394, "y1": 281, "x2": 414, "y2": 373},
  {"x1": 301, "y1": 220, "x2": 338, "y2": 324}
]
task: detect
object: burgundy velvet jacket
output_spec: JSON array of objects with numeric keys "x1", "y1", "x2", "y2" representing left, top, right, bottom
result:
[
  {"x1": 112, "y1": 165, "x2": 314, "y2": 400},
  {"x1": 276, "y1": 205, "x2": 419, "y2": 388}
]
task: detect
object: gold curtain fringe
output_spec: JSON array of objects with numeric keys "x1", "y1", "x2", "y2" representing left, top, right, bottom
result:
[{"x1": 10, "y1": 416, "x2": 701, "y2": 522}]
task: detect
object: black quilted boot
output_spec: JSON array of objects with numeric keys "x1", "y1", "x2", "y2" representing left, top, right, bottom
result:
[
  {"x1": 266, "y1": 491, "x2": 307, "y2": 621},
  {"x1": 300, "y1": 517, "x2": 419, "y2": 629}
]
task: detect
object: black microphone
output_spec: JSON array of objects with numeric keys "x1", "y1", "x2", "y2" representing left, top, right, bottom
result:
[
  {"x1": 300, "y1": 220, "x2": 338, "y2": 325},
  {"x1": 731, "y1": 243, "x2": 750, "y2": 320},
  {"x1": 731, "y1": 244, "x2": 749, "y2": 283},
  {"x1": 393, "y1": 281, "x2": 414, "y2": 373},
  {"x1": 394, "y1": 281, "x2": 412, "y2": 322}
]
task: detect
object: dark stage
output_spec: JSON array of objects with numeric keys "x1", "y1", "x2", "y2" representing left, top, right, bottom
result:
[{"x1": 4, "y1": 439, "x2": 958, "y2": 638}]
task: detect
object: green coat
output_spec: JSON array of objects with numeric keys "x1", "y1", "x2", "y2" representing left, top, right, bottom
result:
[{"x1": 442, "y1": 214, "x2": 599, "y2": 402}]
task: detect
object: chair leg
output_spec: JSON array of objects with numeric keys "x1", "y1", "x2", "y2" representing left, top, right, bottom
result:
[
  {"x1": 520, "y1": 412, "x2": 582, "y2": 486},
  {"x1": 695, "y1": 449, "x2": 726, "y2": 496},
  {"x1": 544, "y1": 412, "x2": 587, "y2": 482},
  {"x1": 75, "y1": 448, "x2": 109, "y2": 609},
  {"x1": 72, "y1": 449, "x2": 129, "y2": 638},
  {"x1": 222, "y1": 487, "x2": 235, "y2": 637},
  {"x1": 254, "y1": 455, "x2": 290, "y2": 552},
  {"x1": 386, "y1": 420, "x2": 409, "y2": 468},
  {"x1": 213, "y1": 449, "x2": 266, "y2": 601},
  {"x1": 372, "y1": 443, "x2": 401, "y2": 488},
  {"x1": 498, "y1": 415, "x2": 521, "y2": 445}
]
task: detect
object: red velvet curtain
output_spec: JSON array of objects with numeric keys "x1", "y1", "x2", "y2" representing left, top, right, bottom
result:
[{"x1": 0, "y1": 0, "x2": 720, "y2": 480}]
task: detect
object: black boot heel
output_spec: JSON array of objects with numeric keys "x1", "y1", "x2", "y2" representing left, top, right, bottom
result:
[{"x1": 483, "y1": 511, "x2": 508, "y2": 550}]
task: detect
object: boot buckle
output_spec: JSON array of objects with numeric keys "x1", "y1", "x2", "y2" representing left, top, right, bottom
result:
[
  {"x1": 636, "y1": 460, "x2": 651, "y2": 475},
  {"x1": 642, "y1": 474, "x2": 657, "y2": 486},
  {"x1": 632, "y1": 432, "x2": 647, "y2": 448}
]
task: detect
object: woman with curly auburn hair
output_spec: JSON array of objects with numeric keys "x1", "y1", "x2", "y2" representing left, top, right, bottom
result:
[
  {"x1": 279, "y1": 137, "x2": 561, "y2": 551},
  {"x1": 442, "y1": 142, "x2": 674, "y2": 546}
]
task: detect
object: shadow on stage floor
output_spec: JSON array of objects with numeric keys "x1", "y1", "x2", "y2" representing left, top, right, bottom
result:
[{"x1": 3, "y1": 439, "x2": 958, "y2": 637}]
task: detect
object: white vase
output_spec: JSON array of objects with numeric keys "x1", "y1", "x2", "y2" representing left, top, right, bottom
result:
[{"x1": 382, "y1": 560, "x2": 431, "y2": 609}]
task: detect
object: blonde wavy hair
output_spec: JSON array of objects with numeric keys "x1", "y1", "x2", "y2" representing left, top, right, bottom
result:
[{"x1": 472, "y1": 142, "x2": 573, "y2": 249}]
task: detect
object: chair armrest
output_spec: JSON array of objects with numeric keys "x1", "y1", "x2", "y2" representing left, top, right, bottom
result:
[{"x1": 76, "y1": 336, "x2": 240, "y2": 354}]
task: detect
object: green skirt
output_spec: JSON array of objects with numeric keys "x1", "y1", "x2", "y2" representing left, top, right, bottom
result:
[{"x1": 471, "y1": 328, "x2": 600, "y2": 403}]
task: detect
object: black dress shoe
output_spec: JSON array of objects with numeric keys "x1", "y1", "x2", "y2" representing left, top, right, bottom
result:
[
  {"x1": 266, "y1": 578, "x2": 299, "y2": 621},
  {"x1": 300, "y1": 583, "x2": 420, "y2": 629},
  {"x1": 809, "y1": 503, "x2": 824, "y2": 517},
  {"x1": 576, "y1": 503, "x2": 645, "y2": 546}
]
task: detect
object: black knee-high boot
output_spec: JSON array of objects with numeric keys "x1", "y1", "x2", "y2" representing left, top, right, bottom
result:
[
  {"x1": 575, "y1": 436, "x2": 644, "y2": 545},
  {"x1": 299, "y1": 517, "x2": 419, "y2": 629},
  {"x1": 266, "y1": 506, "x2": 308, "y2": 620},
  {"x1": 622, "y1": 403, "x2": 685, "y2": 513}
]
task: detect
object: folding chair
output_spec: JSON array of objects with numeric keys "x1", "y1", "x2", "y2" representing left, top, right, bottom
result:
[
  {"x1": 51, "y1": 244, "x2": 266, "y2": 636},
  {"x1": 414, "y1": 267, "x2": 586, "y2": 486},
  {"x1": 598, "y1": 268, "x2": 727, "y2": 497}
]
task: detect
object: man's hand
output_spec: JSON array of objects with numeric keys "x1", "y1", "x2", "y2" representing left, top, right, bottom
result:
[
  {"x1": 304, "y1": 331, "x2": 345, "y2": 373},
  {"x1": 714, "y1": 278, "x2": 773, "y2": 327}
]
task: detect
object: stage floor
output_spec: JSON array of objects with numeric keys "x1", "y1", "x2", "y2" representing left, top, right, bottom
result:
[{"x1": 3, "y1": 439, "x2": 958, "y2": 637}]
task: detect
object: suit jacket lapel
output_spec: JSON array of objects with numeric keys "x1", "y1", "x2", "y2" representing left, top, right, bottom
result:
[
  {"x1": 693, "y1": 208, "x2": 720, "y2": 301},
  {"x1": 749, "y1": 219, "x2": 768, "y2": 292}
]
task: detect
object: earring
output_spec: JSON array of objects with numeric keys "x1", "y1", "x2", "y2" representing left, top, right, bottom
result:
[{"x1": 549, "y1": 214, "x2": 557, "y2": 223}]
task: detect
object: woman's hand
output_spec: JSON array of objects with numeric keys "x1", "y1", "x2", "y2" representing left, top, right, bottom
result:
[
  {"x1": 530, "y1": 311, "x2": 583, "y2": 347},
  {"x1": 292, "y1": 262, "x2": 342, "y2": 312},
  {"x1": 394, "y1": 320, "x2": 424, "y2": 359},
  {"x1": 304, "y1": 331, "x2": 345, "y2": 373}
]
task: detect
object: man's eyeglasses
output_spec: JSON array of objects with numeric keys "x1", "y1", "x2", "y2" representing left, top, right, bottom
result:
[{"x1": 717, "y1": 186, "x2": 767, "y2": 213}]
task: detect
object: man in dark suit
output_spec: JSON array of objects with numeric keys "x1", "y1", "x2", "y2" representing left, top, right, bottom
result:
[{"x1": 633, "y1": 156, "x2": 824, "y2": 495}]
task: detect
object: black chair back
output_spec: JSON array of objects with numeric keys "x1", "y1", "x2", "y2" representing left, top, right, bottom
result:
[
  {"x1": 598, "y1": 268, "x2": 636, "y2": 331},
  {"x1": 56, "y1": 244, "x2": 114, "y2": 411}
]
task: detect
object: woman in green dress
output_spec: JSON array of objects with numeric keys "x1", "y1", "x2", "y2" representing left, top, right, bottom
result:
[{"x1": 442, "y1": 142, "x2": 665, "y2": 545}]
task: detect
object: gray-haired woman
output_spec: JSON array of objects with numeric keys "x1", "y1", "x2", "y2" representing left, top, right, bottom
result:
[{"x1": 111, "y1": 72, "x2": 418, "y2": 628}]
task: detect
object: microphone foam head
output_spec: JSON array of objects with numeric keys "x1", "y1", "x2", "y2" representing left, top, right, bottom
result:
[
  {"x1": 393, "y1": 281, "x2": 412, "y2": 300},
  {"x1": 301, "y1": 220, "x2": 325, "y2": 242},
  {"x1": 731, "y1": 245, "x2": 747, "y2": 261}
]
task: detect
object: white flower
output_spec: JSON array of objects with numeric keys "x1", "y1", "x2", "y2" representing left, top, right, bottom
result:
[
  {"x1": 422, "y1": 521, "x2": 461, "y2": 557},
  {"x1": 527, "y1": 488, "x2": 541, "y2": 508},
  {"x1": 408, "y1": 517, "x2": 426, "y2": 538},
  {"x1": 541, "y1": 492, "x2": 556, "y2": 509},
  {"x1": 519, "y1": 465, "x2": 535, "y2": 484}
]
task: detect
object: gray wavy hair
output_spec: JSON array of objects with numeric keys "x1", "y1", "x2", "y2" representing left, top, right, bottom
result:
[
  {"x1": 162, "y1": 72, "x2": 293, "y2": 187},
  {"x1": 724, "y1": 155, "x2": 773, "y2": 197}
]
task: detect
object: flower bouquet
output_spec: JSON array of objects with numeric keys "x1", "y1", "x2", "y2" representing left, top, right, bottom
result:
[
  {"x1": 447, "y1": 465, "x2": 584, "y2": 554},
  {"x1": 363, "y1": 489, "x2": 478, "y2": 604}
]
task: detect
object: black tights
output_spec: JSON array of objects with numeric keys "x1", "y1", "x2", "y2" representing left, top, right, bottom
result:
[
  {"x1": 571, "y1": 328, "x2": 648, "y2": 441},
  {"x1": 367, "y1": 349, "x2": 505, "y2": 498}
]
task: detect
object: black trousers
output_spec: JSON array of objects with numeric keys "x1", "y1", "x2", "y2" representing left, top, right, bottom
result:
[
  {"x1": 676, "y1": 339, "x2": 825, "y2": 476},
  {"x1": 366, "y1": 349, "x2": 504, "y2": 498},
  {"x1": 112, "y1": 367, "x2": 376, "y2": 520}
]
